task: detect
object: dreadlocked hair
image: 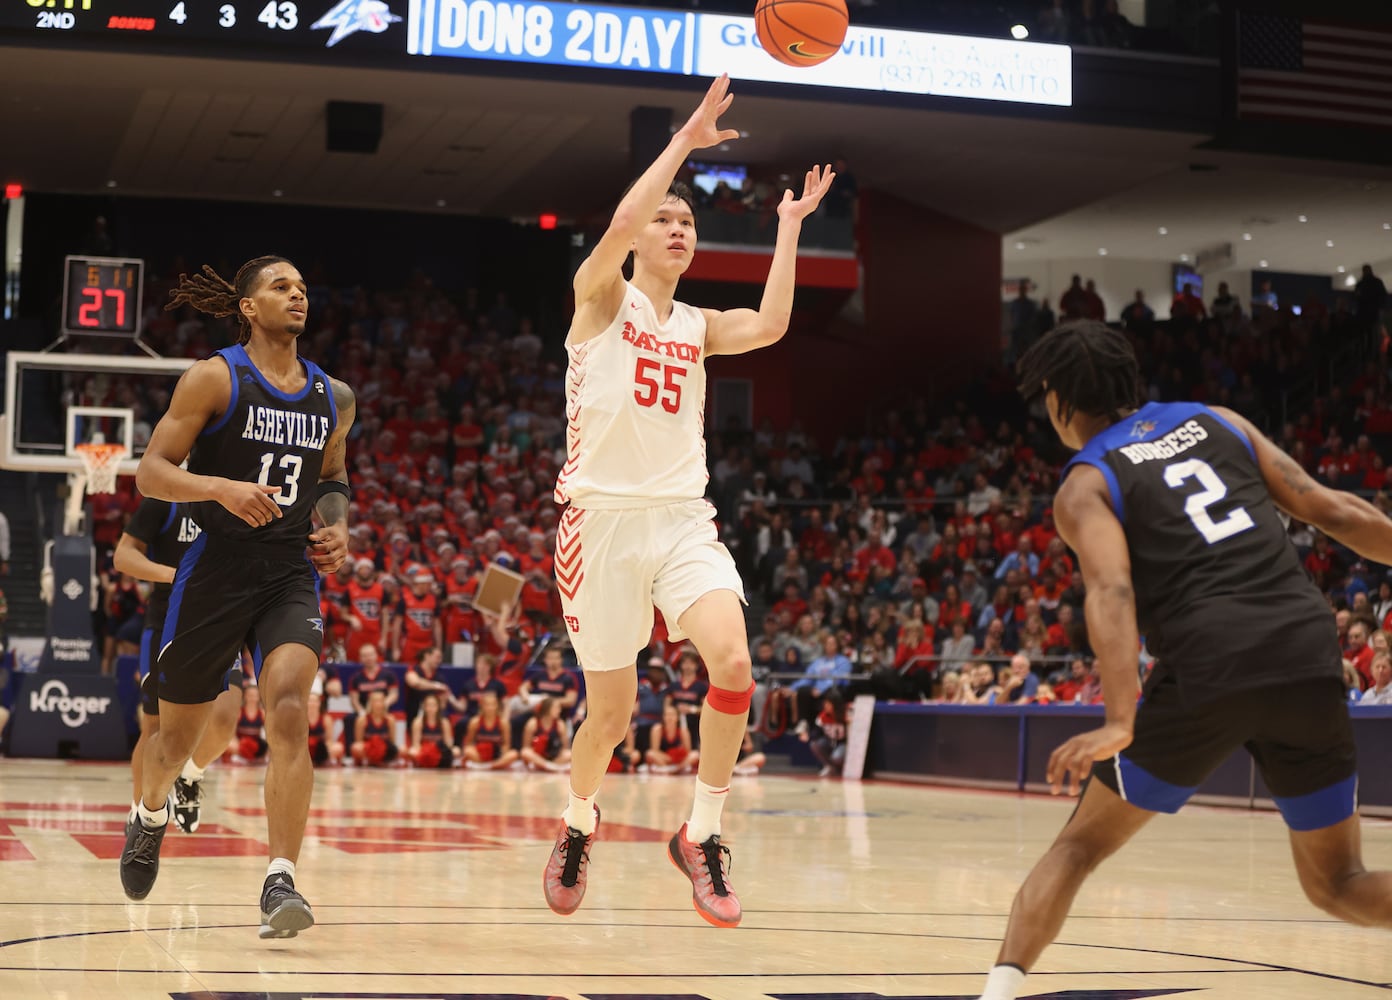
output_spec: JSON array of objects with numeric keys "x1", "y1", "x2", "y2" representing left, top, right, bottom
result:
[
  {"x1": 1016, "y1": 319, "x2": 1140, "y2": 426},
  {"x1": 165, "y1": 255, "x2": 295, "y2": 345}
]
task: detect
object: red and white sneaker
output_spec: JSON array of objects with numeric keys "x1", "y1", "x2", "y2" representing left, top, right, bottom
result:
[
  {"x1": 542, "y1": 808, "x2": 599, "y2": 916},
  {"x1": 667, "y1": 822, "x2": 742, "y2": 928}
]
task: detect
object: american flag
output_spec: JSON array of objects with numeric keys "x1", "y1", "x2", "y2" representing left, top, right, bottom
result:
[{"x1": 1238, "y1": 15, "x2": 1392, "y2": 129}]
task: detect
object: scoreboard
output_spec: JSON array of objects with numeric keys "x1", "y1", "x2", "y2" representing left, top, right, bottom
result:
[
  {"x1": 3, "y1": 0, "x2": 405, "y2": 53},
  {"x1": 0, "y1": 1, "x2": 1073, "y2": 107},
  {"x1": 62, "y1": 255, "x2": 144, "y2": 339}
]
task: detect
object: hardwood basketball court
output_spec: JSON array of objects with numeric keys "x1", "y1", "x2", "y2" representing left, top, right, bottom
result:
[{"x1": 0, "y1": 759, "x2": 1387, "y2": 999}]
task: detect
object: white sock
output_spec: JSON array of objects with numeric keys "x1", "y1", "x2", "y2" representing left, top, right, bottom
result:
[
  {"x1": 563, "y1": 788, "x2": 597, "y2": 835},
  {"x1": 266, "y1": 858, "x2": 296, "y2": 881},
  {"x1": 180, "y1": 759, "x2": 206, "y2": 782},
  {"x1": 129, "y1": 801, "x2": 139, "y2": 821},
  {"x1": 136, "y1": 796, "x2": 169, "y2": 829},
  {"x1": 685, "y1": 778, "x2": 729, "y2": 843},
  {"x1": 979, "y1": 963, "x2": 1026, "y2": 1000}
]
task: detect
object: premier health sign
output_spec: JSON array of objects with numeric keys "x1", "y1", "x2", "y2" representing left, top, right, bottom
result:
[{"x1": 405, "y1": 0, "x2": 1072, "y2": 107}]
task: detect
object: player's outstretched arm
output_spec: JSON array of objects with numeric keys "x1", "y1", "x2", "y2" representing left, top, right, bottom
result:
[
  {"x1": 572, "y1": 75, "x2": 740, "y2": 314},
  {"x1": 113, "y1": 533, "x2": 175, "y2": 585},
  {"x1": 309, "y1": 377, "x2": 357, "y2": 573},
  {"x1": 1215, "y1": 406, "x2": 1392, "y2": 565},
  {"x1": 705, "y1": 163, "x2": 835, "y2": 357},
  {"x1": 137, "y1": 359, "x2": 282, "y2": 526},
  {"x1": 1048, "y1": 465, "x2": 1142, "y2": 795}
]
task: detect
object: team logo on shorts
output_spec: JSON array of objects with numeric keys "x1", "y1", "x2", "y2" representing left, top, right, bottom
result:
[
  {"x1": 564, "y1": 615, "x2": 580, "y2": 633},
  {"x1": 307, "y1": 618, "x2": 324, "y2": 633}
]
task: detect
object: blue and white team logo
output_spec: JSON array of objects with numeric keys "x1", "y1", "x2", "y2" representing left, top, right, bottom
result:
[
  {"x1": 311, "y1": 0, "x2": 402, "y2": 47},
  {"x1": 1129, "y1": 418, "x2": 1157, "y2": 439},
  {"x1": 308, "y1": 617, "x2": 325, "y2": 633}
]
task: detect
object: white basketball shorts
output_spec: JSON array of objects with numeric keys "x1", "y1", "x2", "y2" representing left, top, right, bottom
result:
[{"x1": 555, "y1": 499, "x2": 746, "y2": 672}]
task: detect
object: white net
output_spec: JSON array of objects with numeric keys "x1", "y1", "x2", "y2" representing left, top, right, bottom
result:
[{"x1": 75, "y1": 442, "x2": 126, "y2": 495}]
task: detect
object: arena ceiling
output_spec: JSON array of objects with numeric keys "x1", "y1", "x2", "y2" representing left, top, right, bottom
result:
[
  {"x1": 1006, "y1": 162, "x2": 1392, "y2": 278},
  {"x1": 2, "y1": 43, "x2": 1388, "y2": 251}
]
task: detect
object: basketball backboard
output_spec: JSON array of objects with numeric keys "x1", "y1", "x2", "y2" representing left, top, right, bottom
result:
[{"x1": 0, "y1": 351, "x2": 192, "y2": 476}]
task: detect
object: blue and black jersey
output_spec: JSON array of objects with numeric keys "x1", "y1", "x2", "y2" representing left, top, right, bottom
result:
[
  {"x1": 123, "y1": 498, "x2": 201, "y2": 625},
  {"x1": 187, "y1": 343, "x2": 337, "y2": 552},
  {"x1": 1064, "y1": 402, "x2": 1338, "y2": 703}
]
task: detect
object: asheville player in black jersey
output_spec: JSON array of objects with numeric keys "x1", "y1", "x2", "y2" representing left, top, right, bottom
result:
[
  {"x1": 120, "y1": 256, "x2": 356, "y2": 942},
  {"x1": 974, "y1": 320, "x2": 1392, "y2": 1000},
  {"x1": 115, "y1": 498, "x2": 244, "y2": 835}
]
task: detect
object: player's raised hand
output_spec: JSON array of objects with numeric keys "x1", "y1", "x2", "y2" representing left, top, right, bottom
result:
[
  {"x1": 308, "y1": 520, "x2": 349, "y2": 574},
  {"x1": 778, "y1": 164, "x2": 836, "y2": 223},
  {"x1": 1046, "y1": 722, "x2": 1133, "y2": 797},
  {"x1": 677, "y1": 74, "x2": 742, "y2": 151},
  {"x1": 216, "y1": 481, "x2": 283, "y2": 528}
]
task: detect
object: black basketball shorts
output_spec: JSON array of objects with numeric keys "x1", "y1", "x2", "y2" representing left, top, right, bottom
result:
[
  {"x1": 1092, "y1": 672, "x2": 1358, "y2": 831},
  {"x1": 156, "y1": 536, "x2": 323, "y2": 706}
]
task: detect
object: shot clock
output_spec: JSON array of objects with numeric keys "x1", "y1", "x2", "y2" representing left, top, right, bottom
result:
[{"x1": 62, "y1": 256, "x2": 144, "y2": 339}]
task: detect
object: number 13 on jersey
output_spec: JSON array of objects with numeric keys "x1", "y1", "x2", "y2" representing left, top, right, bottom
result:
[{"x1": 257, "y1": 451, "x2": 303, "y2": 507}]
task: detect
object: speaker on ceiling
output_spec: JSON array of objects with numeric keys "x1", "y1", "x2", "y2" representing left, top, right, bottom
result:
[{"x1": 326, "y1": 101, "x2": 383, "y2": 154}]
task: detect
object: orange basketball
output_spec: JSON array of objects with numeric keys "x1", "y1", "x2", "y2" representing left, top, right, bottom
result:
[{"x1": 754, "y1": 0, "x2": 849, "y2": 68}]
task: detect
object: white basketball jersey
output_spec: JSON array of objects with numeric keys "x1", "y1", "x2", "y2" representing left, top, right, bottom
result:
[{"x1": 554, "y1": 283, "x2": 709, "y2": 509}]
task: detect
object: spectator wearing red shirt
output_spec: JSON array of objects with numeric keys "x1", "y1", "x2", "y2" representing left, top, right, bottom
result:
[
  {"x1": 1044, "y1": 603, "x2": 1077, "y2": 654},
  {"x1": 855, "y1": 532, "x2": 897, "y2": 577},
  {"x1": 395, "y1": 569, "x2": 443, "y2": 664},
  {"x1": 1052, "y1": 658, "x2": 1088, "y2": 703},
  {"x1": 1303, "y1": 534, "x2": 1338, "y2": 590},
  {"x1": 372, "y1": 428, "x2": 402, "y2": 480},
  {"x1": 1026, "y1": 508, "x2": 1058, "y2": 554},
  {"x1": 452, "y1": 403, "x2": 484, "y2": 462},
  {"x1": 893, "y1": 620, "x2": 935, "y2": 675},
  {"x1": 1170, "y1": 284, "x2": 1207, "y2": 321},
  {"x1": 1345, "y1": 620, "x2": 1375, "y2": 691},
  {"x1": 957, "y1": 521, "x2": 981, "y2": 563},
  {"x1": 900, "y1": 469, "x2": 936, "y2": 517},
  {"x1": 937, "y1": 583, "x2": 973, "y2": 635},
  {"x1": 383, "y1": 401, "x2": 415, "y2": 445},
  {"x1": 1038, "y1": 536, "x2": 1075, "y2": 580},
  {"x1": 772, "y1": 581, "x2": 810, "y2": 623},
  {"x1": 1362, "y1": 454, "x2": 1389, "y2": 491},
  {"x1": 417, "y1": 396, "x2": 451, "y2": 459},
  {"x1": 345, "y1": 558, "x2": 389, "y2": 662},
  {"x1": 1316, "y1": 435, "x2": 1360, "y2": 485},
  {"x1": 518, "y1": 532, "x2": 553, "y2": 578}
]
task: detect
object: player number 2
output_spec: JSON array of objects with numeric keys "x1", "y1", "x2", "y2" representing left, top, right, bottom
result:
[
  {"x1": 1163, "y1": 458, "x2": 1255, "y2": 545},
  {"x1": 257, "y1": 452, "x2": 303, "y2": 508},
  {"x1": 633, "y1": 357, "x2": 685, "y2": 414}
]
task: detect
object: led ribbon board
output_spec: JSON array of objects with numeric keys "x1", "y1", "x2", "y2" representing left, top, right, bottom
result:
[{"x1": 406, "y1": 0, "x2": 1072, "y2": 106}]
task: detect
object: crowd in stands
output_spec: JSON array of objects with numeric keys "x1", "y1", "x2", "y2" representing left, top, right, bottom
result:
[{"x1": 45, "y1": 247, "x2": 1392, "y2": 773}]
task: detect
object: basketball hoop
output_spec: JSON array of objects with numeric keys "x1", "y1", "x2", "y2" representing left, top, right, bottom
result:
[{"x1": 74, "y1": 441, "x2": 127, "y2": 495}]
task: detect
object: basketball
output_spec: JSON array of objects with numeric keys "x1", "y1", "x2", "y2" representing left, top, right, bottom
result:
[{"x1": 754, "y1": 0, "x2": 850, "y2": 68}]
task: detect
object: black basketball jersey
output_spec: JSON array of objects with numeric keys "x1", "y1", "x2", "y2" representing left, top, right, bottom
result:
[
  {"x1": 1065, "y1": 402, "x2": 1338, "y2": 703},
  {"x1": 188, "y1": 344, "x2": 338, "y2": 551},
  {"x1": 124, "y1": 498, "x2": 202, "y2": 623}
]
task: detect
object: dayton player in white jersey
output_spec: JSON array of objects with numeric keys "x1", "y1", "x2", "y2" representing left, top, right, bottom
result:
[{"x1": 543, "y1": 74, "x2": 833, "y2": 928}]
